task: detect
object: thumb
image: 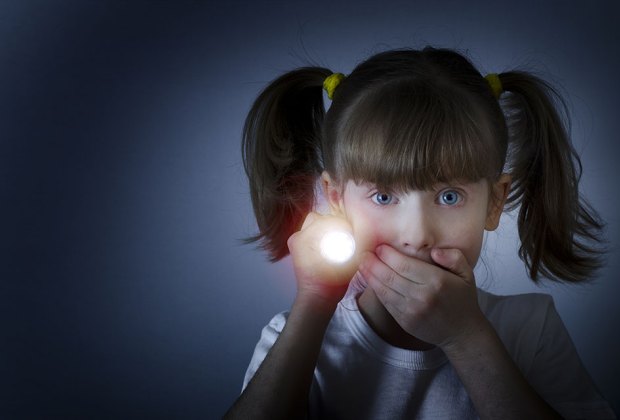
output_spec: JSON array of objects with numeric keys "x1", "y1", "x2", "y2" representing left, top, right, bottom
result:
[{"x1": 431, "y1": 248, "x2": 474, "y2": 284}]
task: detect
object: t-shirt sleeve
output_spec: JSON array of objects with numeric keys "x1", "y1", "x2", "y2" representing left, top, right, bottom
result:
[
  {"x1": 526, "y1": 297, "x2": 616, "y2": 419},
  {"x1": 241, "y1": 311, "x2": 288, "y2": 392}
]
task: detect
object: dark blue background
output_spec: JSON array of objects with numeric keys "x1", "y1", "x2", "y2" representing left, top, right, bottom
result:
[{"x1": 2, "y1": 1, "x2": 619, "y2": 418}]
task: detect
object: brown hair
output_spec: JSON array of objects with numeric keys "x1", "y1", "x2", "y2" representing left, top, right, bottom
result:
[{"x1": 241, "y1": 47, "x2": 605, "y2": 282}]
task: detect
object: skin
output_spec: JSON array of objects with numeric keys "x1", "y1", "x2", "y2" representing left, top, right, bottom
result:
[
  {"x1": 327, "y1": 175, "x2": 502, "y2": 351},
  {"x1": 225, "y1": 171, "x2": 562, "y2": 420}
]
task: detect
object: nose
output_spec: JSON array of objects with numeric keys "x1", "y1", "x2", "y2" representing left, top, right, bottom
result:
[{"x1": 395, "y1": 203, "x2": 436, "y2": 255}]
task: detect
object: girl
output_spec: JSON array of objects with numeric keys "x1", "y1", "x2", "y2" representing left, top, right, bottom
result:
[{"x1": 225, "y1": 47, "x2": 615, "y2": 419}]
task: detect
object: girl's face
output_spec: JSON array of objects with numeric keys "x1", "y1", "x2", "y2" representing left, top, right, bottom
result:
[{"x1": 324, "y1": 175, "x2": 510, "y2": 269}]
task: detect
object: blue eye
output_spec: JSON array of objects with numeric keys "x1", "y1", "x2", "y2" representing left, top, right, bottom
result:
[
  {"x1": 372, "y1": 192, "x2": 393, "y2": 205},
  {"x1": 439, "y1": 190, "x2": 460, "y2": 206}
]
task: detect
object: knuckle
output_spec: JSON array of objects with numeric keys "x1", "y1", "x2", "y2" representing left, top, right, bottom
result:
[
  {"x1": 301, "y1": 212, "x2": 318, "y2": 230},
  {"x1": 420, "y1": 293, "x2": 438, "y2": 313},
  {"x1": 402, "y1": 301, "x2": 416, "y2": 319},
  {"x1": 433, "y1": 277, "x2": 447, "y2": 294},
  {"x1": 385, "y1": 271, "x2": 397, "y2": 288},
  {"x1": 287, "y1": 233, "x2": 298, "y2": 252},
  {"x1": 377, "y1": 283, "x2": 390, "y2": 301},
  {"x1": 395, "y1": 260, "x2": 410, "y2": 276}
]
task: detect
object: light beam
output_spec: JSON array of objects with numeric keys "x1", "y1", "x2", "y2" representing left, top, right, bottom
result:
[{"x1": 320, "y1": 231, "x2": 356, "y2": 264}]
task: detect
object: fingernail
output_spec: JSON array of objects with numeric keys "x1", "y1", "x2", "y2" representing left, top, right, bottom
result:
[{"x1": 433, "y1": 248, "x2": 444, "y2": 257}]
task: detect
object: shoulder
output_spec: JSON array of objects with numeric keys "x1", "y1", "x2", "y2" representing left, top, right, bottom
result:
[
  {"x1": 478, "y1": 289, "x2": 616, "y2": 417},
  {"x1": 477, "y1": 289, "x2": 556, "y2": 337},
  {"x1": 477, "y1": 288, "x2": 553, "y2": 316},
  {"x1": 476, "y1": 289, "x2": 557, "y2": 374},
  {"x1": 477, "y1": 288, "x2": 555, "y2": 334}
]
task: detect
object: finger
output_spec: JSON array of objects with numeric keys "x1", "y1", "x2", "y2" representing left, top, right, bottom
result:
[
  {"x1": 362, "y1": 259, "x2": 420, "y2": 328},
  {"x1": 366, "y1": 271, "x2": 408, "y2": 320},
  {"x1": 430, "y1": 248, "x2": 474, "y2": 284},
  {"x1": 359, "y1": 251, "x2": 409, "y2": 298},
  {"x1": 300, "y1": 212, "x2": 319, "y2": 231},
  {"x1": 374, "y1": 245, "x2": 428, "y2": 286}
]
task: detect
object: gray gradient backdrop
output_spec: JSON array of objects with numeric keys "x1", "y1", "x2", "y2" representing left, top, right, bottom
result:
[{"x1": 1, "y1": 0, "x2": 619, "y2": 418}]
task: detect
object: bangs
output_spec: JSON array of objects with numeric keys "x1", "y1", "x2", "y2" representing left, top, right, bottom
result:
[{"x1": 334, "y1": 79, "x2": 502, "y2": 192}]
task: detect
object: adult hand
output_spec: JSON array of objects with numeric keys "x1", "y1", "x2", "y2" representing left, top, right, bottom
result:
[{"x1": 359, "y1": 245, "x2": 487, "y2": 350}]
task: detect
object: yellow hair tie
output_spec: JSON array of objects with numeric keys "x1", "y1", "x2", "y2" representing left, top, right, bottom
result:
[
  {"x1": 323, "y1": 73, "x2": 345, "y2": 100},
  {"x1": 485, "y1": 73, "x2": 503, "y2": 99}
]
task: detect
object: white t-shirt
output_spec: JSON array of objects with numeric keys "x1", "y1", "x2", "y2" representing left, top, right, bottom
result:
[{"x1": 243, "y1": 275, "x2": 616, "y2": 419}]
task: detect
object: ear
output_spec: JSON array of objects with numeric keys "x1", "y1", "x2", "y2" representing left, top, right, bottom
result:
[
  {"x1": 485, "y1": 174, "x2": 512, "y2": 231},
  {"x1": 321, "y1": 171, "x2": 346, "y2": 216}
]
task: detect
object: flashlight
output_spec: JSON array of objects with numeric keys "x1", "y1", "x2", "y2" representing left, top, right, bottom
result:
[{"x1": 320, "y1": 230, "x2": 356, "y2": 264}]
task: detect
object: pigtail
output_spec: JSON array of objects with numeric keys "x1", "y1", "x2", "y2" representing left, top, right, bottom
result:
[
  {"x1": 500, "y1": 71, "x2": 606, "y2": 282},
  {"x1": 242, "y1": 67, "x2": 332, "y2": 262}
]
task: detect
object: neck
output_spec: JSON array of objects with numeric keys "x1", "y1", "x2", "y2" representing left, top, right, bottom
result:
[{"x1": 357, "y1": 286, "x2": 435, "y2": 351}]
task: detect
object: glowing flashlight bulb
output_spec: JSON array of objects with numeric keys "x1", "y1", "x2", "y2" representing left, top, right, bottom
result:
[{"x1": 320, "y1": 231, "x2": 356, "y2": 264}]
